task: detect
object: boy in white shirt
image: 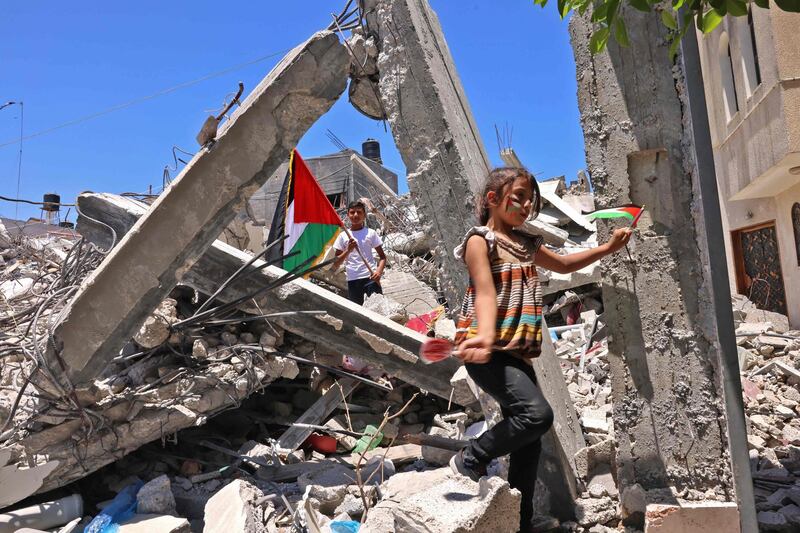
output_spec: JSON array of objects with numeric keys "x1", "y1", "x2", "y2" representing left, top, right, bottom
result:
[{"x1": 332, "y1": 200, "x2": 387, "y2": 304}]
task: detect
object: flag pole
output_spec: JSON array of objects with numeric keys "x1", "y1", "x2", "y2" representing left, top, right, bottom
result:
[
  {"x1": 342, "y1": 226, "x2": 376, "y2": 277},
  {"x1": 630, "y1": 204, "x2": 646, "y2": 228}
]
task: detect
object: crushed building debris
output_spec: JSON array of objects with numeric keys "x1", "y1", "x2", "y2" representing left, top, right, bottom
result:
[{"x1": 2, "y1": 1, "x2": 792, "y2": 531}]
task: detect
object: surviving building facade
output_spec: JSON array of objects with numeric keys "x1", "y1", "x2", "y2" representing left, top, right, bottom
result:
[{"x1": 696, "y1": 6, "x2": 800, "y2": 327}]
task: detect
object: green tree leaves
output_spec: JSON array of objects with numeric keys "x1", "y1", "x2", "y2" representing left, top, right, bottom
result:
[
  {"x1": 533, "y1": 0, "x2": 796, "y2": 57},
  {"x1": 699, "y1": 9, "x2": 724, "y2": 32}
]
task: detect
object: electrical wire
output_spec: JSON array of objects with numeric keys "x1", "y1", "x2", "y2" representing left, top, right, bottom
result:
[{"x1": 0, "y1": 48, "x2": 294, "y2": 149}]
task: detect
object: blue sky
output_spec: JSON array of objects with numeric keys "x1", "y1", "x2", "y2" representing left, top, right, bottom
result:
[{"x1": 0, "y1": 1, "x2": 585, "y2": 223}]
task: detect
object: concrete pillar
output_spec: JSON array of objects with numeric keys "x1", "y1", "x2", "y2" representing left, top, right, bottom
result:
[
  {"x1": 50, "y1": 32, "x2": 350, "y2": 385},
  {"x1": 371, "y1": 0, "x2": 490, "y2": 309},
  {"x1": 569, "y1": 6, "x2": 752, "y2": 524}
]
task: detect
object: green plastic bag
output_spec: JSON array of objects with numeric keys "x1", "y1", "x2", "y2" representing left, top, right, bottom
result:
[{"x1": 353, "y1": 424, "x2": 383, "y2": 454}]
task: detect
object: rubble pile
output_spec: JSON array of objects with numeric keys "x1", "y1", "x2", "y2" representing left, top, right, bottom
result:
[
  {"x1": 0, "y1": 221, "x2": 99, "y2": 443},
  {"x1": 733, "y1": 295, "x2": 800, "y2": 531},
  {"x1": 5, "y1": 188, "x2": 794, "y2": 533},
  {"x1": 0, "y1": 219, "x2": 512, "y2": 532}
]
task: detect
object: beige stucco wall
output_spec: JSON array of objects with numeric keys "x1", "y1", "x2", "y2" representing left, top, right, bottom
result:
[
  {"x1": 774, "y1": 181, "x2": 800, "y2": 327},
  {"x1": 697, "y1": 8, "x2": 800, "y2": 192},
  {"x1": 697, "y1": 8, "x2": 800, "y2": 327}
]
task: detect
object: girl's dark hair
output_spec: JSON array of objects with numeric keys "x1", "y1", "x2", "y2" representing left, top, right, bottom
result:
[{"x1": 477, "y1": 167, "x2": 541, "y2": 225}]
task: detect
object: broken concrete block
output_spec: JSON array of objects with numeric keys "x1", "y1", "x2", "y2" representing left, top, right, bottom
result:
[
  {"x1": 203, "y1": 479, "x2": 266, "y2": 533},
  {"x1": 574, "y1": 439, "x2": 615, "y2": 479},
  {"x1": 362, "y1": 468, "x2": 520, "y2": 533},
  {"x1": 587, "y1": 471, "x2": 618, "y2": 498},
  {"x1": 305, "y1": 484, "x2": 347, "y2": 515},
  {"x1": 0, "y1": 457, "x2": 60, "y2": 509},
  {"x1": 53, "y1": 30, "x2": 350, "y2": 385},
  {"x1": 136, "y1": 474, "x2": 176, "y2": 515},
  {"x1": 133, "y1": 299, "x2": 177, "y2": 349},
  {"x1": 574, "y1": 496, "x2": 616, "y2": 527},
  {"x1": 383, "y1": 231, "x2": 432, "y2": 257},
  {"x1": 745, "y1": 309, "x2": 790, "y2": 333},
  {"x1": 645, "y1": 503, "x2": 740, "y2": 532},
  {"x1": 363, "y1": 292, "x2": 408, "y2": 323},
  {"x1": 448, "y1": 366, "x2": 478, "y2": 406},
  {"x1": 0, "y1": 277, "x2": 33, "y2": 302},
  {"x1": 380, "y1": 270, "x2": 439, "y2": 318},
  {"x1": 620, "y1": 483, "x2": 647, "y2": 520},
  {"x1": 335, "y1": 492, "x2": 366, "y2": 520},
  {"x1": 782, "y1": 424, "x2": 800, "y2": 446},
  {"x1": 778, "y1": 504, "x2": 800, "y2": 527},
  {"x1": 258, "y1": 329, "x2": 283, "y2": 349},
  {"x1": 118, "y1": 514, "x2": 190, "y2": 533}
]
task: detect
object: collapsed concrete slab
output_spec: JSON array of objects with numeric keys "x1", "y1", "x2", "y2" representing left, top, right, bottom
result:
[
  {"x1": 203, "y1": 479, "x2": 267, "y2": 533},
  {"x1": 2, "y1": 350, "x2": 300, "y2": 497},
  {"x1": 370, "y1": 0, "x2": 490, "y2": 309},
  {"x1": 361, "y1": 467, "x2": 521, "y2": 533},
  {"x1": 76, "y1": 193, "x2": 463, "y2": 401},
  {"x1": 51, "y1": 31, "x2": 350, "y2": 385}
]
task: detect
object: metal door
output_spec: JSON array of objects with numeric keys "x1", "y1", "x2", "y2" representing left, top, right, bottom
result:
[{"x1": 732, "y1": 222, "x2": 788, "y2": 315}]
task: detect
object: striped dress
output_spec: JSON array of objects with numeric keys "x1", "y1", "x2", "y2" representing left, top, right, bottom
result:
[{"x1": 453, "y1": 226, "x2": 544, "y2": 359}]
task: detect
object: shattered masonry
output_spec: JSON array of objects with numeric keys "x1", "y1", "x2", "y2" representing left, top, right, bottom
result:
[{"x1": 2, "y1": 1, "x2": 800, "y2": 532}]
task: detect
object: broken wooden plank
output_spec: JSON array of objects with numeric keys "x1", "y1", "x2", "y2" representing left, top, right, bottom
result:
[
  {"x1": 343, "y1": 443, "x2": 422, "y2": 465},
  {"x1": 277, "y1": 378, "x2": 358, "y2": 452},
  {"x1": 76, "y1": 193, "x2": 463, "y2": 401},
  {"x1": 51, "y1": 31, "x2": 350, "y2": 385}
]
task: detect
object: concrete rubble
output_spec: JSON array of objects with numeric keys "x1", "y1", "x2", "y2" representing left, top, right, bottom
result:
[
  {"x1": 0, "y1": 181, "x2": 627, "y2": 532},
  {"x1": 0, "y1": 1, "x2": 787, "y2": 532}
]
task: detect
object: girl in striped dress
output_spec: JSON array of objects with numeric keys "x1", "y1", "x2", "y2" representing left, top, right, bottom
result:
[{"x1": 450, "y1": 167, "x2": 631, "y2": 533}]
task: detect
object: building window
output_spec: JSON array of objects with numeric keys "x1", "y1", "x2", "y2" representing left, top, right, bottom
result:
[
  {"x1": 793, "y1": 202, "x2": 800, "y2": 265},
  {"x1": 741, "y1": 9, "x2": 762, "y2": 97},
  {"x1": 719, "y1": 33, "x2": 739, "y2": 122},
  {"x1": 326, "y1": 193, "x2": 344, "y2": 208}
]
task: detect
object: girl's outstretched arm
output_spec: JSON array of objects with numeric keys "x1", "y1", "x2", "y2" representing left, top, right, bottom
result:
[
  {"x1": 535, "y1": 228, "x2": 632, "y2": 274},
  {"x1": 459, "y1": 235, "x2": 496, "y2": 364}
]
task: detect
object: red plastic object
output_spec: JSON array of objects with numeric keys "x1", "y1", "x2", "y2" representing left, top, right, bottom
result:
[
  {"x1": 419, "y1": 337, "x2": 455, "y2": 364},
  {"x1": 406, "y1": 307, "x2": 444, "y2": 334},
  {"x1": 305, "y1": 433, "x2": 338, "y2": 454}
]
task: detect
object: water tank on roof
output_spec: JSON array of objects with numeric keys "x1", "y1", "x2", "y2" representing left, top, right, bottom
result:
[
  {"x1": 362, "y1": 139, "x2": 382, "y2": 164},
  {"x1": 42, "y1": 193, "x2": 60, "y2": 212}
]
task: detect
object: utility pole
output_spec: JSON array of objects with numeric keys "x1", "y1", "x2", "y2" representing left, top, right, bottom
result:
[{"x1": 1, "y1": 101, "x2": 24, "y2": 219}]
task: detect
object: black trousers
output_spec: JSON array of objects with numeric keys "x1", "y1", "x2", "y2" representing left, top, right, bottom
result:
[
  {"x1": 346, "y1": 277, "x2": 382, "y2": 304},
  {"x1": 465, "y1": 352, "x2": 554, "y2": 531}
]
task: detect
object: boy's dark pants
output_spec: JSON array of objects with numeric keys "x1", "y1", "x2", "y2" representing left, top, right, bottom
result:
[
  {"x1": 465, "y1": 352, "x2": 554, "y2": 530},
  {"x1": 346, "y1": 277, "x2": 382, "y2": 304}
]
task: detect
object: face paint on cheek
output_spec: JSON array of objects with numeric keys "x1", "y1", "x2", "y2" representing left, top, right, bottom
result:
[{"x1": 505, "y1": 197, "x2": 523, "y2": 214}]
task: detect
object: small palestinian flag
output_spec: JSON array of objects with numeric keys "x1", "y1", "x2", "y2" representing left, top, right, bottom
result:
[
  {"x1": 266, "y1": 150, "x2": 343, "y2": 273},
  {"x1": 586, "y1": 204, "x2": 645, "y2": 227}
]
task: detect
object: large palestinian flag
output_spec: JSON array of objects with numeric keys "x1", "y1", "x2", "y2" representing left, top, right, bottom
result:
[{"x1": 266, "y1": 150, "x2": 343, "y2": 273}]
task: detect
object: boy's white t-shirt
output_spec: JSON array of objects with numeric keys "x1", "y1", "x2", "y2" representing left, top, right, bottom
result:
[{"x1": 333, "y1": 227, "x2": 382, "y2": 281}]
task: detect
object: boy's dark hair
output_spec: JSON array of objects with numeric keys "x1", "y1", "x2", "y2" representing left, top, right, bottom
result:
[
  {"x1": 477, "y1": 167, "x2": 541, "y2": 225},
  {"x1": 347, "y1": 200, "x2": 367, "y2": 213}
]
